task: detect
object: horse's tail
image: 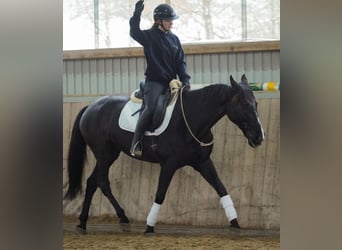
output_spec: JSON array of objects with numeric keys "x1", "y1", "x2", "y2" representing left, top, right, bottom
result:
[{"x1": 65, "y1": 105, "x2": 88, "y2": 200}]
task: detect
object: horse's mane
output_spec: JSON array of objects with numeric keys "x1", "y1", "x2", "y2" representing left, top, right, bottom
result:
[{"x1": 192, "y1": 84, "x2": 230, "y2": 104}]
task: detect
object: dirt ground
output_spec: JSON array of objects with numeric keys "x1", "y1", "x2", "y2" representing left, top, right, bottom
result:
[{"x1": 64, "y1": 216, "x2": 280, "y2": 250}]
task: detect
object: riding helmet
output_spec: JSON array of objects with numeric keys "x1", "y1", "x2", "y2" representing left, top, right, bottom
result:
[{"x1": 153, "y1": 4, "x2": 179, "y2": 21}]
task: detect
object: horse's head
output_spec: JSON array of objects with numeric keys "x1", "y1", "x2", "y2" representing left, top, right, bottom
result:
[{"x1": 227, "y1": 74, "x2": 265, "y2": 148}]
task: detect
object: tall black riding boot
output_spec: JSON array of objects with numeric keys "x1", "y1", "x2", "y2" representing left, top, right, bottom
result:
[{"x1": 130, "y1": 110, "x2": 151, "y2": 157}]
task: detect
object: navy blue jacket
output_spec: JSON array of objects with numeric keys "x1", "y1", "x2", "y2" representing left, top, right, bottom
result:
[{"x1": 129, "y1": 14, "x2": 190, "y2": 85}]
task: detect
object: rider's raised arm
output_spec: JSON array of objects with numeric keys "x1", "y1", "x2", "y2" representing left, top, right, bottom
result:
[{"x1": 129, "y1": 0, "x2": 146, "y2": 46}]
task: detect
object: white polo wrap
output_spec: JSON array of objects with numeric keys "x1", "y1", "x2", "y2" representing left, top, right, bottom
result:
[
  {"x1": 146, "y1": 202, "x2": 161, "y2": 227},
  {"x1": 220, "y1": 195, "x2": 237, "y2": 221}
]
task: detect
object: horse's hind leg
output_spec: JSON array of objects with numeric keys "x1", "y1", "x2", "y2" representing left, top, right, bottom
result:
[
  {"x1": 95, "y1": 150, "x2": 129, "y2": 225},
  {"x1": 97, "y1": 161, "x2": 129, "y2": 225},
  {"x1": 194, "y1": 158, "x2": 240, "y2": 228},
  {"x1": 77, "y1": 167, "x2": 99, "y2": 233},
  {"x1": 77, "y1": 150, "x2": 129, "y2": 233}
]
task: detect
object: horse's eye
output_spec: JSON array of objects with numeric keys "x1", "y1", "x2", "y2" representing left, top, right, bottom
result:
[
  {"x1": 242, "y1": 103, "x2": 250, "y2": 109},
  {"x1": 244, "y1": 103, "x2": 253, "y2": 111}
]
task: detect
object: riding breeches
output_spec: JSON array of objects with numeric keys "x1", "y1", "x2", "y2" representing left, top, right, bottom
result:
[{"x1": 134, "y1": 80, "x2": 168, "y2": 138}]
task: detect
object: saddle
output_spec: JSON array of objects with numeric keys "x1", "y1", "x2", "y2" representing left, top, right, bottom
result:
[{"x1": 130, "y1": 79, "x2": 182, "y2": 132}]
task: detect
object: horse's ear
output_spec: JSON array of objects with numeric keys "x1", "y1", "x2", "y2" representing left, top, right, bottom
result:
[
  {"x1": 241, "y1": 74, "x2": 248, "y2": 86},
  {"x1": 230, "y1": 75, "x2": 239, "y2": 89}
]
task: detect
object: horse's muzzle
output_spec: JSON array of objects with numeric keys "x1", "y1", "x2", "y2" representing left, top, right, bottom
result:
[{"x1": 247, "y1": 132, "x2": 265, "y2": 148}]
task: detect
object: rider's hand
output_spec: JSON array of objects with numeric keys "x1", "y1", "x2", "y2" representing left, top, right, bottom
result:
[{"x1": 134, "y1": 0, "x2": 144, "y2": 15}]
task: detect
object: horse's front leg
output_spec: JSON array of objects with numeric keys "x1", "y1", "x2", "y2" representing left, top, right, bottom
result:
[
  {"x1": 144, "y1": 162, "x2": 178, "y2": 235},
  {"x1": 194, "y1": 158, "x2": 240, "y2": 229}
]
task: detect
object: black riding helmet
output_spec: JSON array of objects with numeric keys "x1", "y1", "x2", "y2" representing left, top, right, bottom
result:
[{"x1": 153, "y1": 4, "x2": 179, "y2": 21}]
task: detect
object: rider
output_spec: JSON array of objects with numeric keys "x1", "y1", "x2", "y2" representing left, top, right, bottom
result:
[{"x1": 129, "y1": 0, "x2": 191, "y2": 157}]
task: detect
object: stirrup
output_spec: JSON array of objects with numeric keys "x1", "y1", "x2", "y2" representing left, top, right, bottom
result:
[{"x1": 130, "y1": 141, "x2": 142, "y2": 157}]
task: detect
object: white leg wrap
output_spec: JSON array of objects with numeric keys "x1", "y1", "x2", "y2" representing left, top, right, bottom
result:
[
  {"x1": 220, "y1": 195, "x2": 237, "y2": 222},
  {"x1": 146, "y1": 202, "x2": 161, "y2": 227}
]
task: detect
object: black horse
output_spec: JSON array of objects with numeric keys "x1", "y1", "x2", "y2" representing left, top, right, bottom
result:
[{"x1": 65, "y1": 74, "x2": 265, "y2": 234}]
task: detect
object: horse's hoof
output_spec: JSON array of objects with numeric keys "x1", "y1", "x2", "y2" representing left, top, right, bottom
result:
[
  {"x1": 120, "y1": 223, "x2": 131, "y2": 232},
  {"x1": 119, "y1": 215, "x2": 130, "y2": 224},
  {"x1": 230, "y1": 219, "x2": 241, "y2": 229},
  {"x1": 144, "y1": 225, "x2": 155, "y2": 236},
  {"x1": 144, "y1": 232, "x2": 156, "y2": 237},
  {"x1": 76, "y1": 225, "x2": 87, "y2": 234}
]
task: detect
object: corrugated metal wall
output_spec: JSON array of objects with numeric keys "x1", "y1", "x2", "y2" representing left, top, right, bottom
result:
[
  {"x1": 63, "y1": 51, "x2": 280, "y2": 98},
  {"x1": 63, "y1": 47, "x2": 280, "y2": 229}
]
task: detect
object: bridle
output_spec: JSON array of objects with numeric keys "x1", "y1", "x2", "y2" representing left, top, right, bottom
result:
[{"x1": 180, "y1": 86, "x2": 214, "y2": 147}]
